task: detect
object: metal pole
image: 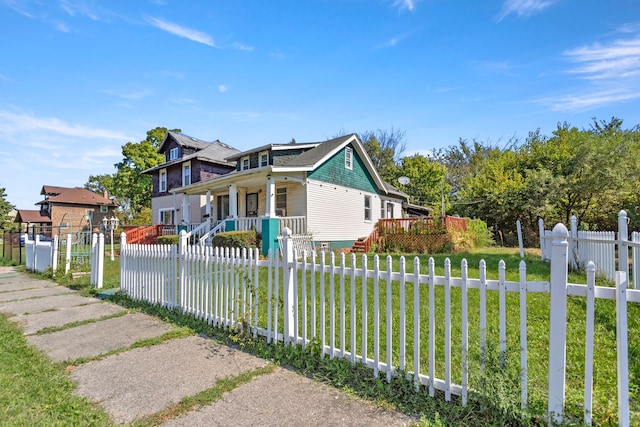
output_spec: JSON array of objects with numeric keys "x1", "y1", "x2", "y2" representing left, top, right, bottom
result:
[{"x1": 110, "y1": 227, "x2": 115, "y2": 261}]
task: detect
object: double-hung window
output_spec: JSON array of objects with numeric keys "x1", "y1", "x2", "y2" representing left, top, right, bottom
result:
[
  {"x1": 169, "y1": 147, "x2": 179, "y2": 160},
  {"x1": 182, "y1": 162, "x2": 191, "y2": 186},
  {"x1": 159, "y1": 169, "x2": 167, "y2": 192},
  {"x1": 364, "y1": 195, "x2": 371, "y2": 221},
  {"x1": 259, "y1": 151, "x2": 269, "y2": 168},
  {"x1": 241, "y1": 156, "x2": 250, "y2": 171}
]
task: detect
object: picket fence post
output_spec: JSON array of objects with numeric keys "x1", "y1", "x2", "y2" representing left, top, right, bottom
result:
[
  {"x1": 570, "y1": 215, "x2": 578, "y2": 269},
  {"x1": 52, "y1": 235, "x2": 59, "y2": 274},
  {"x1": 618, "y1": 210, "x2": 629, "y2": 284},
  {"x1": 548, "y1": 223, "x2": 569, "y2": 425},
  {"x1": 179, "y1": 230, "x2": 188, "y2": 309},
  {"x1": 65, "y1": 233, "x2": 72, "y2": 274},
  {"x1": 282, "y1": 227, "x2": 295, "y2": 343},
  {"x1": 96, "y1": 233, "x2": 104, "y2": 289},
  {"x1": 615, "y1": 271, "x2": 631, "y2": 427},
  {"x1": 120, "y1": 232, "x2": 127, "y2": 293},
  {"x1": 538, "y1": 218, "x2": 545, "y2": 260}
]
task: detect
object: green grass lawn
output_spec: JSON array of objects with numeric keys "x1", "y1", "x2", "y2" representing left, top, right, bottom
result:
[
  {"x1": 0, "y1": 314, "x2": 114, "y2": 426},
  {"x1": 6, "y1": 246, "x2": 635, "y2": 425}
]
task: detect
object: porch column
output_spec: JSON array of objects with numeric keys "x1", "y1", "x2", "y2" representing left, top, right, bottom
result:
[
  {"x1": 265, "y1": 176, "x2": 276, "y2": 217},
  {"x1": 228, "y1": 184, "x2": 238, "y2": 218},
  {"x1": 181, "y1": 195, "x2": 189, "y2": 224},
  {"x1": 205, "y1": 190, "x2": 212, "y2": 219},
  {"x1": 226, "y1": 184, "x2": 238, "y2": 232},
  {"x1": 238, "y1": 187, "x2": 247, "y2": 217}
]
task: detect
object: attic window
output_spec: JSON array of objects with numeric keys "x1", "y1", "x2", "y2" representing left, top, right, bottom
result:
[
  {"x1": 241, "y1": 156, "x2": 250, "y2": 171},
  {"x1": 345, "y1": 147, "x2": 353, "y2": 170},
  {"x1": 170, "y1": 147, "x2": 179, "y2": 160}
]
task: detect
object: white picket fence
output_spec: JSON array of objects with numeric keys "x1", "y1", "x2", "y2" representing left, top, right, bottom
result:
[
  {"x1": 119, "y1": 227, "x2": 639, "y2": 426},
  {"x1": 540, "y1": 210, "x2": 640, "y2": 287},
  {"x1": 23, "y1": 232, "x2": 105, "y2": 288}
]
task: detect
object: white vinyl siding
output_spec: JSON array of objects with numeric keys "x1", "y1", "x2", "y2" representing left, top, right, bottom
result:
[{"x1": 306, "y1": 179, "x2": 379, "y2": 242}]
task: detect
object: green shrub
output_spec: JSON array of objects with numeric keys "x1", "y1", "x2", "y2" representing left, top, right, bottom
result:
[
  {"x1": 157, "y1": 235, "x2": 180, "y2": 245},
  {"x1": 451, "y1": 218, "x2": 494, "y2": 251},
  {"x1": 211, "y1": 230, "x2": 258, "y2": 250}
]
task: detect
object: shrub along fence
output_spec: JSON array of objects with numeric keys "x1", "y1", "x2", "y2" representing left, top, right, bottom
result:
[{"x1": 119, "y1": 227, "x2": 638, "y2": 425}]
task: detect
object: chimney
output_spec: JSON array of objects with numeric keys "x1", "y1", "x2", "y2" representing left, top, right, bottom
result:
[{"x1": 103, "y1": 191, "x2": 109, "y2": 199}]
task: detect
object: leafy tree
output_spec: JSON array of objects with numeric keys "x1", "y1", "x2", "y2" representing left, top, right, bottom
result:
[
  {"x1": 359, "y1": 127, "x2": 407, "y2": 183},
  {"x1": 0, "y1": 186, "x2": 15, "y2": 229},
  {"x1": 396, "y1": 154, "x2": 447, "y2": 210},
  {"x1": 86, "y1": 127, "x2": 179, "y2": 223}
]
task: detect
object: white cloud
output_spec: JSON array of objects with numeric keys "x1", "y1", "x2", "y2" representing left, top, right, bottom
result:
[
  {"x1": 218, "y1": 85, "x2": 228, "y2": 93},
  {"x1": 538, "y1": 31, "x2": 640, "y2": 112},
  {"x1": 497, "y1": 0, "x2": 557, "y2": 22},
  {"x1": 3, "y1": 0, "x2": 35, "y2": 18},
  {"x1": 147, "y1": 16, "x2": 217, "y2": 47},
  {"x1": 270, "y1": 50, "x2": 286, "y2": 60},
  {"x1": 60, "y1": 0, "x2": 98, "y2": 20},
  {"x1": 232, "y1": 42, "x2": 254, "y2": 51},
  {"x1": 374, "y1": 36, "x2": 403, "y2": 49},
  {"x1": 564, "y1": 37, "x2": 640, "y2": 80},
  {"x1": 0, "y1": 110, "x2": 135, "y2": 140},
  {"x1": 54, "y1": 21, "x2": 71, "y2": 32},
  {"x1": 536, "y1": 88, "x2": 640, "y2": 112},
  {"x1": 393, "y1": 0, "x2": 416, "y2": 12},
  {"x1": 103, "y1": 89, "x2": 154, "y2": 100}
]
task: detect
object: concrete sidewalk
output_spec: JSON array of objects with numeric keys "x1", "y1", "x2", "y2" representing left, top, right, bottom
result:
[{"x1": 0, "y1": 267, "x2": 415, "y2": 426}]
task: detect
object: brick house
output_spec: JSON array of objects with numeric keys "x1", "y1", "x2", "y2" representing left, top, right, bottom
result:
[{"x1": 15, "y1": 186, "x2": 118, "y2": 237}]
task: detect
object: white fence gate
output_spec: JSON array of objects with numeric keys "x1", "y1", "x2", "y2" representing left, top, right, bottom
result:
[{"x1": 120, "y1": 227, "x2": 639, "y2": 426}]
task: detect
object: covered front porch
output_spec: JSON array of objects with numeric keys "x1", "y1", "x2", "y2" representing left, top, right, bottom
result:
[{"x1": 179, "y1": 168, "x2": 309, "y2": 255}]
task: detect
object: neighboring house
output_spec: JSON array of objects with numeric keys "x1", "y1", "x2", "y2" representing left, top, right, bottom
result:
[
  {"x1": 14, "y1": 209, "x2": 51, "y2": 232},
  {"x1": 176, "y1": 133, "x2": 409, "y2": 252},
  {"x1": 15, "y1": 186, "x2": 118, "y2": 236},
  {"x1": 142, "y1": 131, "x2": 240, "y2": 227}
]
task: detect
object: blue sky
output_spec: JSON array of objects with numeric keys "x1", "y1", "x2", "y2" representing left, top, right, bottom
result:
[{"x1": 2, "y1": 0, "x2": 640, "y2": 210}]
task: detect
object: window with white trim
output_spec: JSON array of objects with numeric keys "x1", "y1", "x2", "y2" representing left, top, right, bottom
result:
[
  {"x1": 345, "y1": 147, "x2": 353, "y2": 170},
  {"x1": 364, "y1": 195, "x2": 371, "y2": 221},
  {"x1": 380, "y1": 201, "x2": 385, "y2": 219},
  {"x1": 259, "y1": 151, "x2": 269, "y2": 167},
  {"x1": 169, "y1": 147, "x2": 179, "y2": 160},
  {"x1": 182, "y1": 162, "x2": 191, "y2": 186},
  {"x1": 100, "y1": 205, "x2": 108, "y2": 214},
  {"x1": 159, "y1": 169, "x2": 167, "y2": 192},
  {"x1": 159, "y1": 209, "x2": 174, "y2": 225},
  {"x1": 241, "y1": 156, "x2": 250, "y2": 171}
]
